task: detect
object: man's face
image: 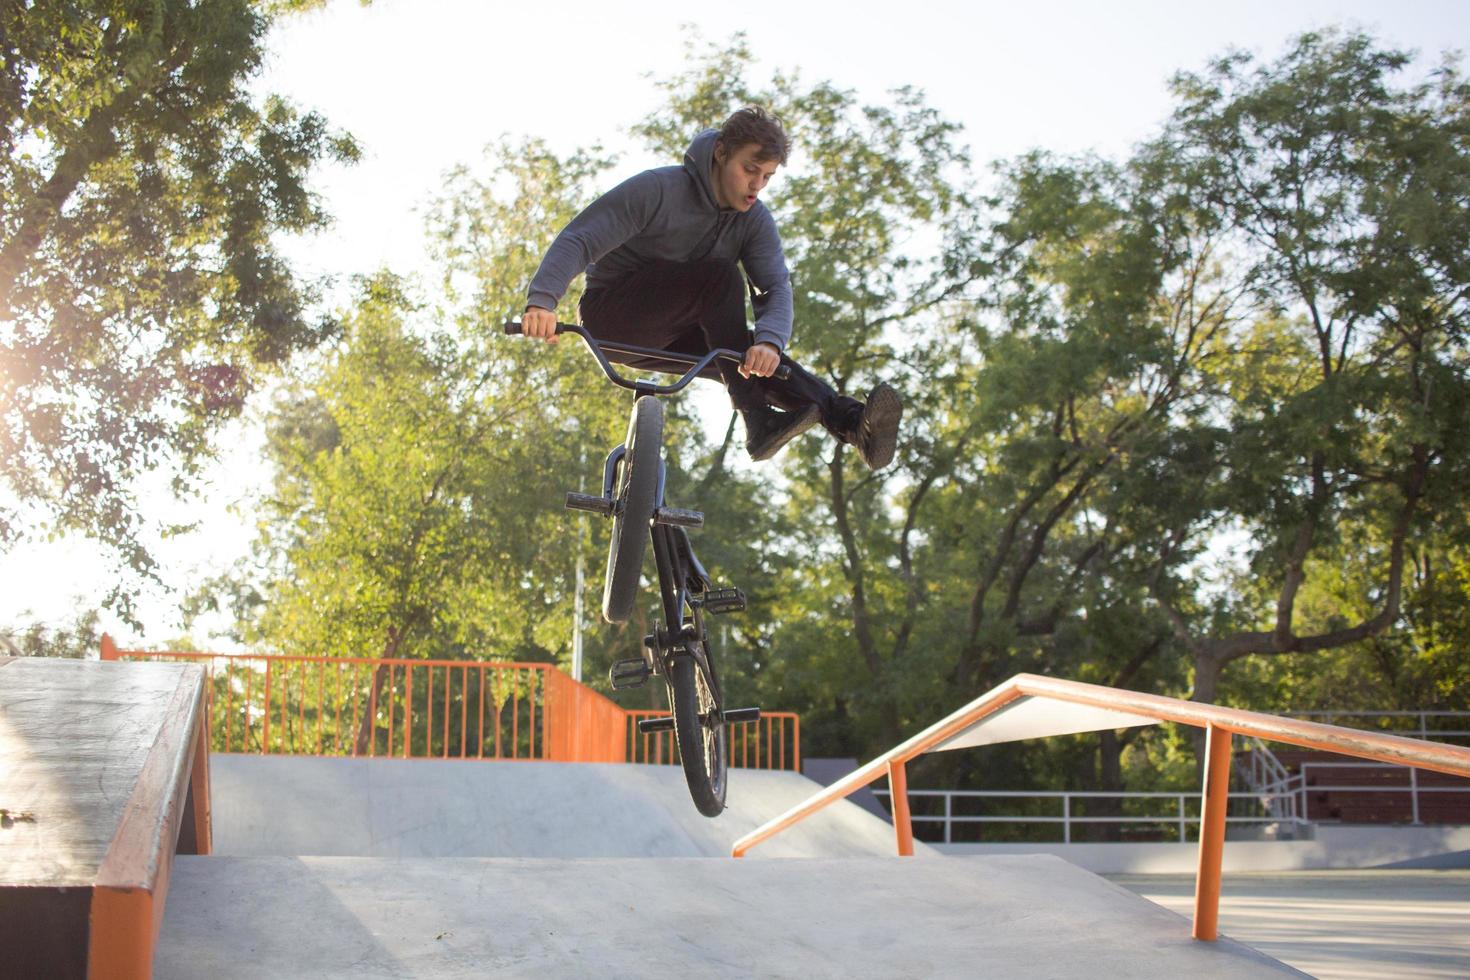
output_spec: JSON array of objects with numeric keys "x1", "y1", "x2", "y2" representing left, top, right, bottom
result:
[{"x1": 713, "y1": 141, "x2": 779, "y2": 212}]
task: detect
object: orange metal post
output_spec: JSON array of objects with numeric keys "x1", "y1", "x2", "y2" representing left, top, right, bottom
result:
[
  {"x1": 793, "y1": 715, "x2": 801, "y2": 772},
  {"x1": 387, "y1": 665, "x2": 397, "y2": 757},
  {"x1": 297, "y1": 663, "x2": 306, "y2": 752},
  {"x1": 316, "y1": 663, "x2": 325, "y2": 755},
  {"x1": 261, "y1": 659, "x2": 273, "y2": 753},
  {"x1": 888, "y1": 759, "x2": 915, "y2": 857},
  {"x1": 1193, "y1": 723, "x2": 1233, "y2": 940},
  {"x1": 225, "y1": 659, "x2": 235, "y2": 752},
  {"x1": 190, "y1": 710, "x2": 213, "y2": 855},
  {"x1": 460, "y1": 665, "x2": 469, "y2": 758},
  {"x1": 403, "y1": 664, "x2": 412, "y2": 758},
  {"x1": 245, "y1": 663, "x2": 254, "y2": 751},
  {"x1": 282, "y1": 664, "x2": 292, "y2": 751}
]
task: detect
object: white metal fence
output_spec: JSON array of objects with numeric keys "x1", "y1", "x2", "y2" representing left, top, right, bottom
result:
[
  {"x1": 869, "y1": 713, "x2": 1470, "y2": 844},
  {"x1": 870, "y1": 788, "x2": 1300, "y2": 844}
]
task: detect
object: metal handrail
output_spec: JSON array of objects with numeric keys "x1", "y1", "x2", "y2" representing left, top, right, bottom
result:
[{"x1": 729, "y1": 672, "x2": 1470, "y2": 944}]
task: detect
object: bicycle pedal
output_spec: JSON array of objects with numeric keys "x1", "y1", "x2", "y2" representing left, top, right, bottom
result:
[
  {"x1": 698, "y1": 587, "x2": 746, "y2": 615},
  {"x1": 723, "y1": 707, "x2": 761, "y2": 724},
  {"x1": 653, "y1": 506, "x2": 704, "y2": 528},
  {"x1": 609, "y1": 658, "x2": 652, "y2": 691},
  {"x1": 637, "y1": 716, "x2": 675, "y2": 733},
  {"x1": 565, "y1": 492, "x2": 614, "y2": 516}
]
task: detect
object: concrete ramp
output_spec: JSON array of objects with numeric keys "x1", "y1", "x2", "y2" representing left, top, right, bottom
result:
[
  {"x1": 210, "y1": 756, "x2": 927, "y2": 858},
  {"x1": 167, "y1": 757, "x2": 1303, "y2": 976},
  {"x1": 156, "y1": 854, "x2": 1301, "y2": 978}
]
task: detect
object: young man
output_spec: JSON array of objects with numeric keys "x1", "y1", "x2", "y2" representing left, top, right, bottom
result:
[{"x1": 521, "y1": 106, "x2": 902, "y2": 469}]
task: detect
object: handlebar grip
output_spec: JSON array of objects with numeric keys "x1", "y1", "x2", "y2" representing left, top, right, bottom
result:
[{"x1": 504, "y1": 318, "x2": 573, "y2": 336}]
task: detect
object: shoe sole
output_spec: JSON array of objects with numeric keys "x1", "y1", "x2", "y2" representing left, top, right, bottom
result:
[
  {"x1": 860, "y1": 384, "x2": 902, "y2": 470},
  {"x1": 749, "y1": 403, "x2": 822, "y2": 461}
]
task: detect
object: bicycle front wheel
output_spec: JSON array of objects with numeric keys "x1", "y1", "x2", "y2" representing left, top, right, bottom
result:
[
  {"x1": 669, "y1": 640, "x2": 727, "y2": 818},
  {"x1": 602, "y1": 395, "x2": 662, "y2": 624}
]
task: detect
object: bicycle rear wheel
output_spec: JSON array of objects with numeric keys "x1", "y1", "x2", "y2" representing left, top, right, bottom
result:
[
  {"x1": 602, "y1": 395, "x2": 662, "y2": 624},
  {"x1": 669, "y1": 635, "x2": 727, "y2": 818}
]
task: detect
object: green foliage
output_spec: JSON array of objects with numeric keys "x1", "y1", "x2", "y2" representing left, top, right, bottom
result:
[
  {"x1": 0, "y1": 607, "x2": 101, "y2": 659},
  {"x1": 0, "y1": 0, "x2": 359, "y2": 614},
  {"x1": 214, "y1": 28, "x2": 1470, "y2": 801}
]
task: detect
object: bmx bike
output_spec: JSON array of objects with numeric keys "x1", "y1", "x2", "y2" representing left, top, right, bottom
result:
[{"x1": 504, "y1": 318, "x2": 769, "y2": 817}]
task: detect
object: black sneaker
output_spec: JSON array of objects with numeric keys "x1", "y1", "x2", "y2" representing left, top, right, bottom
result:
[
  {"x1": 743, "y1": 403, "x2": 821, "y2": 461},
  {"x1": 844, "y1": 383, "x2": 903, "y2": 470}
]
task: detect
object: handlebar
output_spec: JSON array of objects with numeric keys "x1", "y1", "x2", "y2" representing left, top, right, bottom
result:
[{"x1": 504, "y1": 318, "x2": 790, "y2": 395}]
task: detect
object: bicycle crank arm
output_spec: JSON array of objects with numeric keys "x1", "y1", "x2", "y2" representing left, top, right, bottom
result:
[
  {"x1": 723, "y1": 707, "x2": 761, "y2": 724},
  {"x1": 636, "y1": 716, "x2": 676, "y2": 733}
]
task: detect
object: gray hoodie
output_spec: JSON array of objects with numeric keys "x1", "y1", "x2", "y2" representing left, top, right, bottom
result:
[{"x1": 525, "y1": 129, "x2": 794, "y2": 351}]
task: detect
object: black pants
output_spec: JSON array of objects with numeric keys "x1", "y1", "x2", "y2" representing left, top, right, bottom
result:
[{"x1": 579, "y1": 259, "x2": 860, "y2": 435}]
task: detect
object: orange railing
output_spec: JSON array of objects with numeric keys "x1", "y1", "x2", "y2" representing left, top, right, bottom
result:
[
  {"x1": 626, "y1": 708, "x2": 800, "y2": 771},
  {"x1": 101, "y1": 637, "x2": 799, "y2": 769},
  {"x1": 730, "y1": 672, "x2": 1470, "y2": 944}
]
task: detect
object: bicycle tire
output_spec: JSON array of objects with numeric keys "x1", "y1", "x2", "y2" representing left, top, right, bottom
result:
[
  {"x1": 602, "y1": 396, "x2": 662, "y2": 624},
  {"x1": 669, "y1": 641, "x2": 727, "y2": 818}
]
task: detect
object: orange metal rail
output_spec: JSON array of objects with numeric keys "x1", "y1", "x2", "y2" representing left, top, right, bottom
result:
[
  {"x1": 103, "y1": 638, "x2": 800, "y2": 770},
  {"x1": 626, "y1": 708, "x2": 801, "y2": 770},
  {"x1": 730, "y1": 672, "x2": 1470, "y2": 943}
]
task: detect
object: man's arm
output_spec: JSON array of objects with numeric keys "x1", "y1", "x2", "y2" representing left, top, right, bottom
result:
[
  {"x1": 740, "y1": 205, "x2": 794, "y2": 352},
  {"x1": 525, "y1": 170, "x2": 663, "y2": 314}
]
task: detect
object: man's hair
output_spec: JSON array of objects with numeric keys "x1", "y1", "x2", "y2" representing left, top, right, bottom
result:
[{"x1": 716, "y1": 106, "x2": 791, "y2": 165}]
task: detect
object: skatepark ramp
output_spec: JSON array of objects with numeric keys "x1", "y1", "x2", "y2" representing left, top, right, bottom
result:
[
  {"x1": 7, "y1": 655, "x2": 1310, "y2": 977},
  {"x1": 206, "y1": 755, "x2": 918, "y2": 859}
]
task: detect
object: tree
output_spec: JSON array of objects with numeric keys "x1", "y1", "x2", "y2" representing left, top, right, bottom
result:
[
  {"x1": 0, "y1": 606, "x2": 100, "y2": 658},
  {"x1": 1153, "y1": 30, "x2": 1470, "y2": 705},
  {"x1": 0, "y1": 0, "x2": 359, "y2": 611}
]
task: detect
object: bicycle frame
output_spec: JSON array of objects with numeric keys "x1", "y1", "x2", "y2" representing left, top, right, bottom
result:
[{"x1": 507, "y1": 315, "x2": 743, "y2": 816}]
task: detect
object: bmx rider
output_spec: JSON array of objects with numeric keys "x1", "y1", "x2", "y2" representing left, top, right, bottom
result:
[{"x1": 520, "y1": 106, "x2": 902, "y2": 469}]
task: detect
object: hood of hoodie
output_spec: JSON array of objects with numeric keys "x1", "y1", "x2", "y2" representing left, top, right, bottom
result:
[{"x1": 683, "y1": 129, "x2": 725, "y2": 211}]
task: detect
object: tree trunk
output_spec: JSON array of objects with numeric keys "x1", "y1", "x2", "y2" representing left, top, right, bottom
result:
[
  {"x1": 353, "y1": 629, "x2": 402, "y2": 755},
  {"x1": 1094, "y1": 729, "x2": 1126, "y2": 842}
]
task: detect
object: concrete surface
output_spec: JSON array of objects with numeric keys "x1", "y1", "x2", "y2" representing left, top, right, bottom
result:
[
  {"x1": 208, "y1": 755, "x2": 935, "y2": 858},
  {"x1": 1116, "y1": 871, "x2": 1470, "y2": 980},
  {"x1": 156, "y1": 854, "x2": 1301, "y2": 979},
  {"x1": 937, "y1": 824, "x2": 1470, "y2": 873}
]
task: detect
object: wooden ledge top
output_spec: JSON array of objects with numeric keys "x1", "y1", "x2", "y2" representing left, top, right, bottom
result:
[{"x1": 0, "y1": 657, "x2": 207, "y2": 889}]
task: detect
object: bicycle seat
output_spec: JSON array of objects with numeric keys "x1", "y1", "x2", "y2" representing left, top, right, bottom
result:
[{"x1": 673, "y1": 526, "x2": 713, "y2": 595}]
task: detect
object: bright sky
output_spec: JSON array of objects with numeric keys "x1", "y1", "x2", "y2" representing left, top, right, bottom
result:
[{"x1": 4, "y1": 0, "x2": 1467, "y2": 650}]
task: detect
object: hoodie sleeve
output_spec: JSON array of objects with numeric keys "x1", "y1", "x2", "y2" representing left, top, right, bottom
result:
[
  {"x1": 740, "y1": 205, "x2": 794, "y2": 351},
  {"x1": 526, "y1": 171, "x2": 663, "y2": 312}
]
